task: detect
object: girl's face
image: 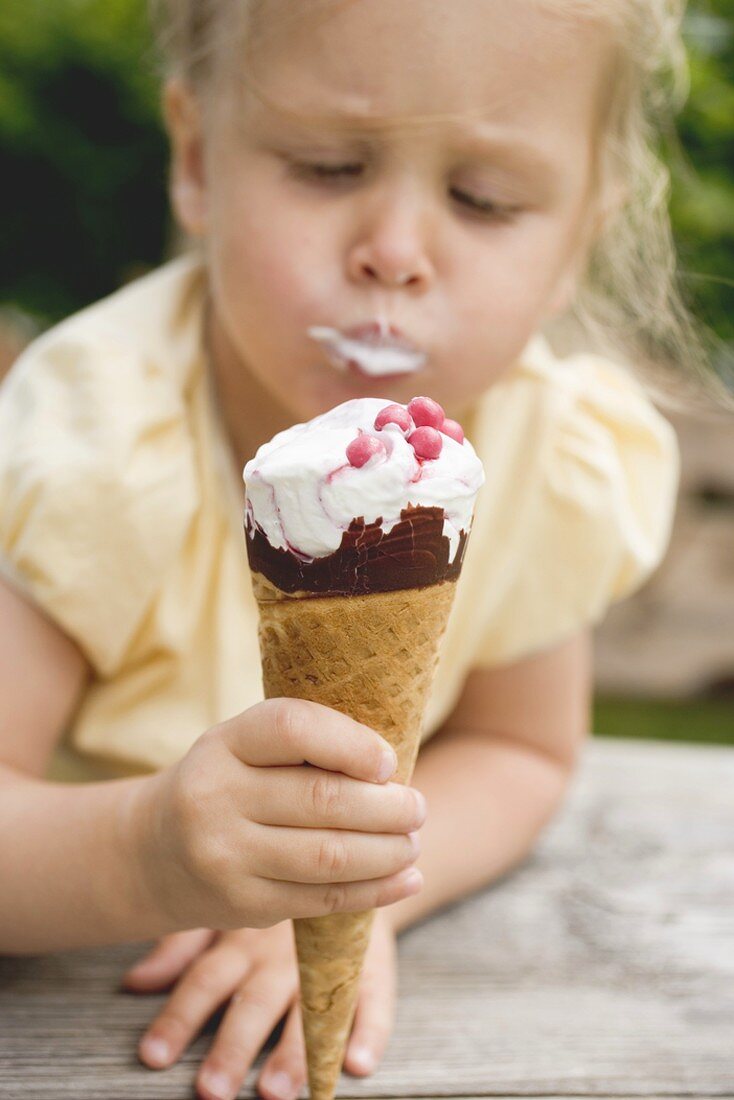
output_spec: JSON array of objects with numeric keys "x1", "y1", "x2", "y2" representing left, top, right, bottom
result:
[{"x1": 168, "y1": 0, "x2": 609, "y2": 425}]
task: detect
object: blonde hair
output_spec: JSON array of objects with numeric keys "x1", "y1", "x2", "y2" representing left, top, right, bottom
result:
[{"x1": 149, "y1": 0, "x2": 726, "y2": 402}]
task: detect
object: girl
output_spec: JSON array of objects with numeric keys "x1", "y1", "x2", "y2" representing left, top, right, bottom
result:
[{"x1": 0, "y1": 1, "x2": 688, "y2": 1098}]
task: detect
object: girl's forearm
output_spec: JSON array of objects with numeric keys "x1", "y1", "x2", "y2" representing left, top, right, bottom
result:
[
  {"x1": 386, "y1": 727, "x2": 574, "y2": 934},
  {"x1": 0, "y1": 765, "x2": 167, "y2": 954}
]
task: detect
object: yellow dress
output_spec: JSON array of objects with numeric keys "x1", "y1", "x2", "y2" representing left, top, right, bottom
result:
[{"x1": 0, "y1": 255, "x2": 679, "y2": 781}]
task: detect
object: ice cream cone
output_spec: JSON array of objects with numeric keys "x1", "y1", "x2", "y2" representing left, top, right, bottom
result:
[
  {"x1": 251, "y1": 572, "x2": 458, "y2": 1100},
  {"x1": 242, "y1": 395, "x2": 484, "y2": 1099}
]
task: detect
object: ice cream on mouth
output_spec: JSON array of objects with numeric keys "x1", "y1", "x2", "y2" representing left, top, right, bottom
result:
[
  {"x1": 307, "y1": 321, "x2": 427, "y2": 377},
  {"x1": 243, "y1": 396, "x2": 484, "y2": 595}
]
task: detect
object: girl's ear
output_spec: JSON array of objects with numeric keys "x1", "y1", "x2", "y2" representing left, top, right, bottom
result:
[{"x1": 163, "y1": 78, "x2": 208, "y2": 237}]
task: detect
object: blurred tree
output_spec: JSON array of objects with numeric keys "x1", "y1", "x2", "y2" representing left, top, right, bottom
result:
[
  {"x1": 0, "y1": 0, "x2": 168, "y2": 321},
  {"x1": 672, "y1": 0, "x2": 734, "y2": 355},
  {"x1": 0, "y1": 0, "x2": 732, "y2": 354}
]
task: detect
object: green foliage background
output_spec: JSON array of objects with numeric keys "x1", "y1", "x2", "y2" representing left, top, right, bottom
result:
[
  {"x1": 0, "y1": 0, "x2": 168, "y2": 320},
  {"x1": 672, "y1": 4, "x2": 734, "y2": 349},
  {"x1": 1, "y1": 0, "x2": 732, "y2": 340}
]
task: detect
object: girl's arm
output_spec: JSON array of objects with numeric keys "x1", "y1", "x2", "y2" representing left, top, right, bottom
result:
[
  {"x1": 0, "y1": 576, "x2": 166, "y2": 951},
  {"x1": 0, "y1": 577, "x2": 424, "y2": 955},
  {"x1": 385, "y1": 630, "x2": 591, "y2": 933}
]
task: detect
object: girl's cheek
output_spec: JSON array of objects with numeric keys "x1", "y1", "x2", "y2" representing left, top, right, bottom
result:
[
  {"x1": 469, "y1": 227, "x2": 568, "y2": 332},
  {"x1": 451, "y1": 271, "x2": 548, "y2": 383},
  {"x1": 236, "y1": 203, "x2": 323, "y2": 294},
  {"x1": 461, "y1": 265, "x2": 538, "y2": 339},
  {"x1": 215, "y1": 224, "x2": 294, "y2": 311}
]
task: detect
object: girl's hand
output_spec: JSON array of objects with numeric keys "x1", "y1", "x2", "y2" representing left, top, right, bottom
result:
[
  {"x1": 134, "y1": 698, "x2": 426, "y2": 933},
  {"x1": 122, "y1": 911, "x2": 398, "y2": 1100}
]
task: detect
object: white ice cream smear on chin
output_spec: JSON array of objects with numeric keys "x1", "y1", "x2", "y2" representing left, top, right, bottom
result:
[
  {"x1": 243, "y1": 397, "x2": 484, "y2": 562},
  {"x1": 308, "y1": 326, "x2": 427, "y2": 377}
]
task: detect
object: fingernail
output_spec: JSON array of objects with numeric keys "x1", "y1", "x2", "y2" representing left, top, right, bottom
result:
[
  {"x1": 264, "y1": 1069, "x2": 298, "y2": 1100},
  {"x1": 125, "y1": 962, "x2": 147, "y2": 978},
  {"x1": 408, "y1": 830, "x2": 421, "y2": 855},
  {"x1": 140, "y1": 1035, "x2": 171, "y2": 1067},
  {"x1": 350, "y1": 1045, "x2": 376, "y2": 1073},
  {"x1": 378, "y1": 748, "x2": 397, "y2": 782},
  {"x1": 198, "y1": 1068, "x2": 233, "y2": 1100},
  {"x1": 413, "y1": 789, "x2": 428, "y2": 823}
]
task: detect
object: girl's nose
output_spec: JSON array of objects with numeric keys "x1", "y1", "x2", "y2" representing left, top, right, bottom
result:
[
  {"x1": 346, "y1": 192, "x2": 435, "y2": 291},
  {"x1": 352, "y1": 258, "x2": 430, "y2": 289}
]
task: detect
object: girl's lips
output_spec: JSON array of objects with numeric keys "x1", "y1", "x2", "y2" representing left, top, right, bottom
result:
[
  {"x1": 307, "y1": 324, "x2": 427, "y2": 378},
  {"x1": 342, "y1": 321, "x2": 419, "y2": 350}
]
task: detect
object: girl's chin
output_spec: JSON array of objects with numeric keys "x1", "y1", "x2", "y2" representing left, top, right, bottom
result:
[{"x1": 306, "y1": 359, "x2": 435, "y2": 407}]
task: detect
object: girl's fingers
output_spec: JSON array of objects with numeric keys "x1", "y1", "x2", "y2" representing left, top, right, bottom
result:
[
  {"x1": 221, "y1": 698, "x2": 398, "y2": 784},
  {"x1": 344, "y1": 929, "x2": 397, "y2": 1077},
  {"x1": 122, "y1": 929, "x2": 216, "y2": 992},
  {"x1": 252, "y1": 823, "x2": 420, "y2": 885},
  {"x1": 248, "y1": 766, "x2": 427, "y2": 834},
  {"x1": 138, "y1": 942, "x2": 252, "y2": 1069},
  {"x1": 196, "y1": 964, "x2": 297, "y2": 1100},
  {"x1": 258, "y1": 865, "x2": 423, "y2": 922},
  {"x1": 258, "y1": 1002, "x2": 307, "y2": 1100}
]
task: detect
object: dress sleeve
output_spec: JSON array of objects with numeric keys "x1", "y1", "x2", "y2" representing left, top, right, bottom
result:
[
  {"x1": 0, "y1": 327, "x2": 198, "y2": 676},
  {"x1": 471, "y1": 352, "x2": 680, "y2": 667}
]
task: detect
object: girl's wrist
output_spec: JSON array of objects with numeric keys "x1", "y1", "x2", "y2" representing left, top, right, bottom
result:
[{"x1": 117, "y1": 770, "x2": 179, "y2": 940}]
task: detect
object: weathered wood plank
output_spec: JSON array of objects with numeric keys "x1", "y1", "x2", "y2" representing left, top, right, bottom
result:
[{"x1": 1, "y1": 737, "x2": 733, "y2": 1099}]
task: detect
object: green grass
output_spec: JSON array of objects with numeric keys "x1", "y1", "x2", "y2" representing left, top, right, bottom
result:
[{"x1": 594, "y1": 698, "x2": 734, "y2": 747}]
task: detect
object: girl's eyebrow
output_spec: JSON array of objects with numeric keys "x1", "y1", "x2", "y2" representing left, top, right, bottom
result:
[
  {"x1": 450, "y1": 125, "x2": 559, "y2": 178},
  {"x1": 259, "y1": 105, "x2": 558, "y2": 177}
]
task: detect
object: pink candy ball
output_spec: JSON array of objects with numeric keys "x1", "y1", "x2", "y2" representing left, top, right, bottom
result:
[
  {"x1": 408, "y1": 396, "x2": 445, "y2": 430},
  {"x1": 409, "y1": 426, "x2": 443, "y2": 460},
  {"x1": 346, "y1": 433, "x2": 386, "y2": 468},
  {"x1": 441, "y1": 418, "x2": 464, "y2": 445},
  {"x1": 374, "y1": 403, "x2": 413, "y2": 434}
]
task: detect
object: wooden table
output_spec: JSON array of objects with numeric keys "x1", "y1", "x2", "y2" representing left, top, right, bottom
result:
[{"x1": 1, "y1": 737, "x2": 733, "y2": 1099}]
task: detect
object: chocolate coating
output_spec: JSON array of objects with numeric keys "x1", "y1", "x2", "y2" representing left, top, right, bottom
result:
[{"x1": 245, "y1": 505, "x2": 468, "y2": 596}]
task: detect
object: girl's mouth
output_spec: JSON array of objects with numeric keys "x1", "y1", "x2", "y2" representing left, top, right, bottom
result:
[{"x1": 307, "y1": 322, "x2": 427, "y2": 378}]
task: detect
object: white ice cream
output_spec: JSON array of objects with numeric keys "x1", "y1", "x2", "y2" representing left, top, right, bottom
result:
[
  {"x1": 243, "y1": 397, "x2": 485, "y2": 563},
  {"x1": 307, "y1": 326, "x2": 427, "y2": 377}
]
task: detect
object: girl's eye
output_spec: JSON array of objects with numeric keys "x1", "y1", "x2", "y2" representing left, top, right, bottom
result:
[
  {"x1": 450, "y1": 188, "x2": 518, "y2": 222},
  {"x1": 288, "y1": 162, "x2": 518, "y2": 221},
  {"x1": 290, "y1": 161, "x2": 364, "y2": 180}
]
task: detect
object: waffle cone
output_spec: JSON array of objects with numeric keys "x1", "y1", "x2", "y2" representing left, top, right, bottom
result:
[{"x1": 251, "y1": 572, "x2": 458, "y2": 1100}]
